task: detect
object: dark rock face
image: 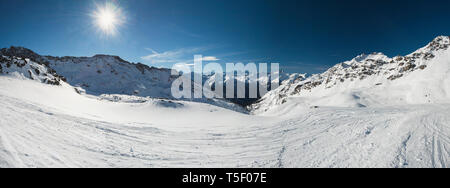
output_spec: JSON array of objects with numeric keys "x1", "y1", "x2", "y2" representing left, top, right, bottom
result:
[
  {"x1": 44, "y1": 79, "x2": 60, "y2": 85},
  {"x1": 388, "y1": 74, "x2": 403, "y2": 81},
  {"x1": 34, "y1": 68, "x2": 40, "y2": 75},
  {"x1": 400, "y1": 63, "x2": 416, "y2": 73},
  {"x1": 135, "y1": 63, "x2": 150, "y2": 74}
]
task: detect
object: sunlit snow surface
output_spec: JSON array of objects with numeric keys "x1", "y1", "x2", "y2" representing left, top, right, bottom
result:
[
  {"x1": 1, "y1": 37, "x2": 450, "y2": 168},
  {"x1": 0, "y1": 77, "x2": 448, "y2": 168}
]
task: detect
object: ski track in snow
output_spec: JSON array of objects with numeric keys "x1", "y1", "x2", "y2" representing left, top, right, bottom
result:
[{"x1": 0, "y1": 88, "x2": 448, "y2": 168}]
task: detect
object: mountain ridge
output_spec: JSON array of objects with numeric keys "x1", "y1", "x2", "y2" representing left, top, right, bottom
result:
[
  {"x1": 2, "y1": 36, "x2": 450, "y2": 113},
  {"x1": 0, "y1": 46, "x2": 248, "y2": 113},
  {"x1": 250, "y1": 36, "x2": 450, "y2": 113}
]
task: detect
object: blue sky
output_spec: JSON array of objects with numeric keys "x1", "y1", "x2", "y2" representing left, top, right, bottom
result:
[{"x1": 1, "y1": 0, "x2": 450, "y2": 74}]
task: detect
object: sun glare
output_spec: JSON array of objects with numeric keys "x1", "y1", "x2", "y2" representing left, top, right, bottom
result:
[{"x1": 93, "y1": 2, "x2": 124, "y2": 36}]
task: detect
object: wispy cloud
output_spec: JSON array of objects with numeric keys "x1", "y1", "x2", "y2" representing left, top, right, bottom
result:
[
  {"x1": 141, "y1": 47, "x2": 223, "y2": 64},
  {"x1": 202, "y1": 56, "x2": 220, "y2": 61},
  {"x1": 141, "y1": 47, "x2": 205, "y2": 64}
]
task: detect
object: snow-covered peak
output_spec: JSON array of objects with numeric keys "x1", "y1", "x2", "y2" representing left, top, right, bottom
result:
[
  {"x1": 43, "y1": 54, "x2": 177, "y2": 98},
  {"x1": 251, "y1": 36, "x2": 450, "y2": 113},
  {"x1": 426, "y1": 35, "x2": 450, "y2": 49},
  {"x1": 410, "y1": 36, "x2": 450, "y2": 55},
  {"x1": 0, "y1": 46, "x2": 248, "y2": 112},
  {"x1": 352, "y1": 52, "x2": 390, "y2": 63},
  {"x1": 0, "y1": 46, "x2": 178, "y2": 97}
]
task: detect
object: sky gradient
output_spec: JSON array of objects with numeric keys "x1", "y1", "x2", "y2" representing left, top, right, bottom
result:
[{"x1": 1, "y1": 0, "x2": 450, "y2": 74}]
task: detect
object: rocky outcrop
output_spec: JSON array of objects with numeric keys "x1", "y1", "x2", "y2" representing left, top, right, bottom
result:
[{"x1": 0, "y1": 54, "x2": 65, "y2": 85}]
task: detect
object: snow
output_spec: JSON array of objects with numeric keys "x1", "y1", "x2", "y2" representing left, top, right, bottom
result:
[
  {"x1": 251, "y1": 36, "x2": 450, "y2": 113},
  {"x1": 44, "y1": 55, "x2": 176, "y2": 98},
  {"x1": 0, "y1": 77, "x2": 277, "y2": 167},
  {"x1": 0, "y1": 55, "x2": 64, "y2": 85},
  {"x1": 0, "y1": 77, "x2": 448, "y2": 168},
  {"x1": 1, "y1": 36, "x2": 449, "y2": 168},
  {"x1": 274, "y1": 104, "x2": 450, "y2": 168}
]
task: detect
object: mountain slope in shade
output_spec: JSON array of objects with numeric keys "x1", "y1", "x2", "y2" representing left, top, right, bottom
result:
[
  {"x1": 203, "y1": 71, "x2": 295, "y2": 106},
  {"x1": 251, "y1": 36, "x2": 450, "y2": 114}
]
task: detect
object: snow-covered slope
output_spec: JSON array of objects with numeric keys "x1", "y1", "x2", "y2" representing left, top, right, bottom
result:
[
  {"x1": 0, "y1": 77, "x2": 448, "y2": 168},
  {"x1": 0, "y1": 46, "x2": 177, "y2": 98},
  {"x1": 44, "y1": 55, "x2": 178, "y2": 98},
  {"x1": 251, "y1": 36, "x2": 450, "y2": 113},
  {"x1": 0, "y1": 37, "x2": 449, "y2": 168}
]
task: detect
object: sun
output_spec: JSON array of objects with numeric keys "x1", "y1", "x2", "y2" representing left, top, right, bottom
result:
[
  {"x1": 97, "y1": 9, "x2": 116, "y2": 30},
  {"x1": 92, "y1": 2, "x2": 124, "y2": 36}
]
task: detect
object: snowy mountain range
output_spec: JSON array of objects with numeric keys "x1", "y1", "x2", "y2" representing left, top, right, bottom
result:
[
  {"x1": 1, "y1": 46, "x2": 295, "y2": 106},
  {"x1": 1, "y1": 46, "x2": 177, "y2": 98},
  {"x1": 251, "y1": 36, "x2": 450, "y2": 113},
  {"x1": 0, "y1": 36, "x2": 449, "y2": 168},
  {"x1": 0, "y1": 46, "x2": 247, "y2": 112},
  {"x1": 2, "y1": 36, "x2": 450, "y2": 114}
]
